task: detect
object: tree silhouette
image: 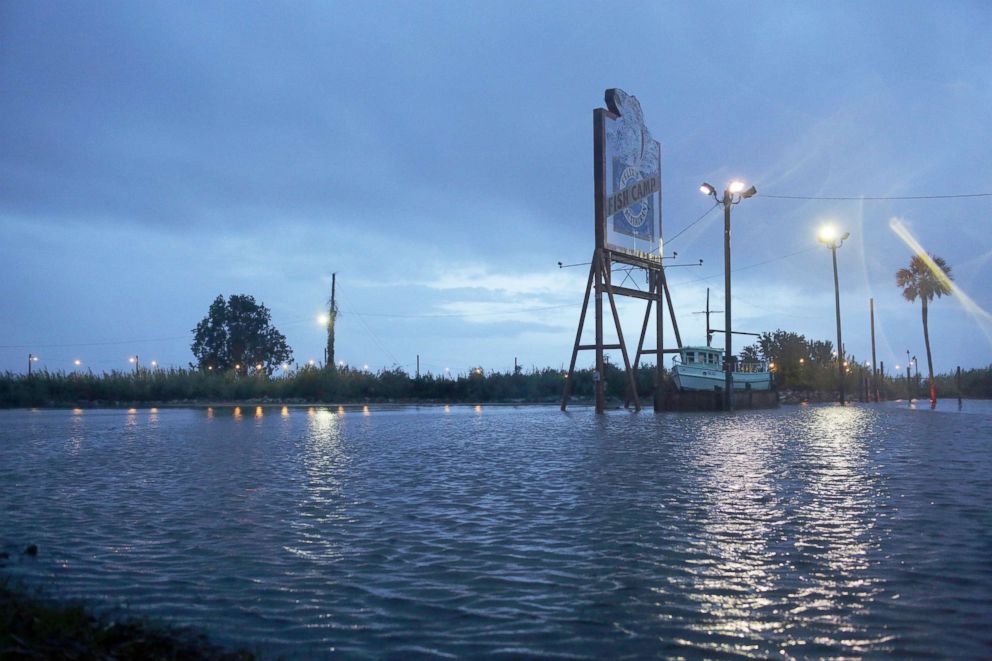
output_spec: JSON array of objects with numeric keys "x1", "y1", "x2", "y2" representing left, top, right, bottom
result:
[
  {"x1": 895, "y1": 254, "x2": 953, "y2": 408},
  {"x1": 191, "y1": 295, "x2": 292, "y2": 375}
]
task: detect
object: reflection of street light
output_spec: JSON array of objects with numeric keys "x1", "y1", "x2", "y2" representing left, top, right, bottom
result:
[
  {"x1": 700, "y1": 179, "x2": 758, "y2": 410},
  {"x1": 818, "y1": 224, "x2": 850, "y2": 405}
]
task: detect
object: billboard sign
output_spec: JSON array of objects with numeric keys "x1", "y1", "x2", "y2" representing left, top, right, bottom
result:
[{"x1": 595, "y1": 89, "x2": 662, "y2": 259}]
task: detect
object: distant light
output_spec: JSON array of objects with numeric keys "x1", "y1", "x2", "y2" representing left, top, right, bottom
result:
[
  {"x1": 338, "y1": 361, "x2": 344, "y2": 367},
  {"x1": 235, "y1": 364, "x2": 241, "y2": 369},
  {"x1": 317, "y1": 314, "x2": 329, "y2": 326},
  {"x1": 799, "y1": 358, "x2": 805, "y2": 364},
  {"x1": 699, "y1": 182, "x2": 715, "y2": 196},
  {"x1": 895, "y1": 364, "x2": 901, "y2": 370},
  {"x1": 728, "y1": 180, "x2": 746, "y2": 194},
  {"x1": 256, "y1": 363, "x2": 263, "y2": 370},
  {"x1": 32, "y1": 356, "x2": 39, "y2": 362},
  {"x1": 843, "y1": 361, "x2": 848, "y2": 367},
  {"x1": 151, "y1": 360, "x2": 158, "y2": 367},
  {"x1": 769, "y1": 362, "x2": 775, "y2": 370},
  {"x1": 818, "y1": 224, "x2": 838, "y2": 244},
  {"x1": 129, "y1": 357, "x2": 136, "y2": 364},
  {"x1": 208, "y1": 365, "x2": 213, "y2": 370},
  {"x1": 363, "y1": 363, "x2": 369, "y2": 370},
  {"x1": 281, "y1": 364, "x2": 289, "y2": 371},
  {"x1": 308, "y1": 359, "x2": 315, "y2": 366},
  {"x1": 73, "y1": 359, "x2": 81, "y2": 366}
]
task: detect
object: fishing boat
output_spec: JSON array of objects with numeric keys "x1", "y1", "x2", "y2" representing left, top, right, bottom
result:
[{"x1": 672, "y1": 345, "x2": 773, "y2": 392}]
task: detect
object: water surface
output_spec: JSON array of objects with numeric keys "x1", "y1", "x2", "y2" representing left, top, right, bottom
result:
[{"x1": 1, "y1": 403, "x2": 990, "y2": 657}]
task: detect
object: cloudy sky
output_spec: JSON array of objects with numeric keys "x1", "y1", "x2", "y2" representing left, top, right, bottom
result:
[{"x1": 2, "y1": 1, "x2": 990, "y2": 376}]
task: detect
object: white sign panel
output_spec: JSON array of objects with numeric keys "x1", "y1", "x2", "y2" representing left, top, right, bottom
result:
[{"x1": 599, "y1": 89, "x2": 662, "y2": 258}]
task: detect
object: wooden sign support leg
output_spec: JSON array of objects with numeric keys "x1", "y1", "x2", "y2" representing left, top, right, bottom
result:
[
  {"x1": 655, "y1": 270, "x2": 665, "y2": 412},
  {"x1": 561, "y1": 259, "x2": 596, "y2": 411},
  {"x1": 600, "y1": 252, "x2": 640, "y2": 412},
  {"x1": 660, "y1": 272, "x2": 683, "y2": 350},
  {"x1": 625, "y1": 277, "x2": 653, "y2": 409},
  {"x1": 594, "y1": 250, "x2": 606, "y2": 413}
]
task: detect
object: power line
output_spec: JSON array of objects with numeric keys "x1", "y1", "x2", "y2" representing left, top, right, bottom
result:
[
  {"x1": 761, "y1": 192, "x2": 992, "y2": 201},
  {"x1": 666, "y1": 202, "x2": 720, "y2": 244}
]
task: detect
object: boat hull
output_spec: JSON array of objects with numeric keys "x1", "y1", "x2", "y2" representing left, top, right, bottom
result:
[{"x1": 672, "y1": 365, "x2": 772, "y2": 392}]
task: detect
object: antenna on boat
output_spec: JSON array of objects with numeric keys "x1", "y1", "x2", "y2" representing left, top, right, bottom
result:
[{"x1": 692, "y1": 288, "x2": 722, "y2": 347}]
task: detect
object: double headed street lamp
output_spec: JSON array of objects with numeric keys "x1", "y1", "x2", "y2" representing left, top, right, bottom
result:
[
  {"x1": 817, "y1": 224, "x2": 849, "y2": 405},
  {"x1": 700, "y1": 180, "x2": 757, "y2": 411}
]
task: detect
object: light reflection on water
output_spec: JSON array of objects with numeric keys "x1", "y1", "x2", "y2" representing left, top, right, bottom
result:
[{"x1": 0, "y1": 404, "x2": 990, "y2": 658}]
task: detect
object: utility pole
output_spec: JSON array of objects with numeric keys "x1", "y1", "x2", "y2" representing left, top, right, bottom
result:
[
  {"x1": 817, "y1": 225, "x2": 849, "y2": 405},
  {"x1": 870, "y1": 298, "x2": 878, "y2": 401},
  {"x1": 416, "y1": 354, "x2": 420, "y2": 379},
  {"x1": 28, "y1": 353, "x2": 34, "y2": 377},
  {"x1": 700, "y1": 180, "x2": 757, "y2": 411},
  {"x1": 327, "y1": 273, "x2": 338, "y2": 369}
]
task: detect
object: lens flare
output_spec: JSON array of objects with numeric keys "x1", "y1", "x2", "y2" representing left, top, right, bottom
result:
[{"x1": 889, "y1": 218, "x2": 992, "y2": 346}]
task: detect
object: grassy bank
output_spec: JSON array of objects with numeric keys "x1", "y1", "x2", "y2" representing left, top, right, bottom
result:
[
  {"x1": 0, "y1": 577, "x2": 253, "y2": 660},
  {"x1": 2, "y1": 363, "x2": 988, "y2": 407},
  {"x1": 0, "y1": 364, "x2": 671, "y2": 407}
]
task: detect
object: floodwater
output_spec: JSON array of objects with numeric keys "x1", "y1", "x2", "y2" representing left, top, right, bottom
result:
[{"x1": 1, "y1": 403, "x2": 990, "y2": 658}]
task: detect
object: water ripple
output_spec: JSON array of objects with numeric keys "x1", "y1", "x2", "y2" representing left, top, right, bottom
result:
[{"x1": 1, "y1": 403, "x2": 991, "y2": 658}]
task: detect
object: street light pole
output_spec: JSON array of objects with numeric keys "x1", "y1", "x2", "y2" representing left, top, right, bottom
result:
[
  {"x1": 701, "y1": 180, "x2": 757, "y2": 411},
  {"x1": 818, "y1": 225, "x2": 849, "y2": 405}
]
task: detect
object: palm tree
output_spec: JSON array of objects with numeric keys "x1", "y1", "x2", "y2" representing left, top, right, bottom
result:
[{"x1": 896, "y1": 254, "x2": 953, "y2": 408}]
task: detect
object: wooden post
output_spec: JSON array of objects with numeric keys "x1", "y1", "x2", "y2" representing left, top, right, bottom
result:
[
  {"x1": 594, "y1": 250, "x2": 605, "y2": 414},
  {"x1": 600, "y1": 252, "x2": 640, "y2": 412},
  {"x1": 957, "y1": 365, "x2": 962, "y2": 410},
  {"x1": 870, "y1": 298, "x2": 879, "y2": 401},
  {"x1": 655, "y1": 269, "x2": 664, "y2": 412},
  {"x1": 560, "y1": 259, "x2": 596, "y2": 411}
]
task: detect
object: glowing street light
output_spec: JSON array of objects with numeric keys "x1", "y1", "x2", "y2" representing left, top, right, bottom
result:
[
  {"x1": 129, "y1": 355, "x2": 139, "y2": 374},
  {"x1": 317, "y1": 314, "x2": 329, "y2": 326},
  {"x1": 817, "y1": 224, "x2": 850, "y2": 405},
  {"x1": 699, "y1": 178, "x2": 758, "y2": 410},
  {"x1": 74, "y1": 359, "x2": 82, "y2": 366},
  {"x1": 150, "y1": 360, "x2": 158, "y2": 368},
  {"x1": 28, "y1": 353, "x2": 39, "y2": 376}
]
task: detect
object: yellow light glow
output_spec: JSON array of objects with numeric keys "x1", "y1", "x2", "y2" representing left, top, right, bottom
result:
[
  {"x1": 235, "y1": 364, "x2": 241, "y2": 369},
  {"x1": 233, "y1": 406, "x2": 242, "y2": 418},
  {"x1": 818, "y1": 224, "x2": 838, "y2": 243},
  {"x1": 256, "y1": 364, "x2": 262, "y2": 370},
  {"x1": 281, "y1": 406, "x2": 289, "y2": 417},
  {"x1": 799, "y1": 358, "x2": 805, "y2": 364},
  {"x1": 728, "y1": 180, "x2": 746, "y2": 194},
  {"x1": 255, "y1": 406, "x2": 263, "y2": 418},
  {"x1": 769, "y1": 362, "x2": 775, "y2": 369}
]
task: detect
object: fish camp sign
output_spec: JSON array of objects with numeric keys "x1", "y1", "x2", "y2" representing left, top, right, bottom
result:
[{"x1": 594, "y1": 89, "x2": 662, "y2": 260}]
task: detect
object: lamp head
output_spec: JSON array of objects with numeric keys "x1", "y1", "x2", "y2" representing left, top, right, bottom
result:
[
  {"x1": 741, "y1": 185, "x2": 757, "y2": 199},
  {"x1": 728, "y1": 180, "x2": 746, "y2": 194},
  {"x1": 699, "y1": 182, "x2": 716, "y2": 197},
  {"x1": 817, "y1": 224, "x2": 839, "y2": 245}
]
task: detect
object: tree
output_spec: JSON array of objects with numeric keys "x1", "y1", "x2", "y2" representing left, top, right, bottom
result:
[
  {"x1": 191, "y1": 295, "x2": 293, "y2": 375},
  {"x1": 896, "y1": 253, "x2": 953, "y2": 408}
]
